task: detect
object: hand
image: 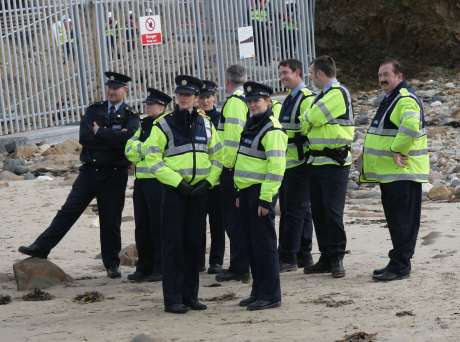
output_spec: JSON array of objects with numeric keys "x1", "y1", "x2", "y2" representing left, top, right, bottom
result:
[
  {"x1": 393, "y1": 153, "x2": 408, "y2": 167},
  {"x1": 177, "y1": 180, "x2": 193, "y2": 196},
  {"x1": 235, "y1": 198, "x2": 239, "y2": 208},
  {"x1": 258, "y1": 206, "x2": 269, "y2": 217},
  {"x1": 92, "y1": 121, "x2": 100, "y2": 134},
  {"x1": 191, "y1": 180, "x2": 210, "y2": 197}
]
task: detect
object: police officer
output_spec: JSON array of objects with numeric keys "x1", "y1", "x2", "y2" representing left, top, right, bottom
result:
[
  {"x1": 19, "y1": 72, "x2": 140, "y2": 279},
  {"x1": 197, "y1": 80, "x2": 225, "y2": 275},
  {"x1": 215, "y1": 65, "x2": 251, "y2": 283},
  {"x1": 125, "y1": 88, "x2": 172, "y2": 282},
  {"x1": 360, "y1": 59, "x2": 429, "y2": 281},
  {"x1": 143, "y1": 75, "x2": 224, "y2": 314},
  {"x1": 277, "y1": 59, "x2": 316, "y2": 272},
  {"x1": 300, "y1": 56, "x2": 354, "y2": 278},
  {"x1": 235, "y1": 81, "x2": 287, "y2": 311}
]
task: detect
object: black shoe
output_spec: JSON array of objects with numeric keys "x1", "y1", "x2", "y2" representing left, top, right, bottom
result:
[
  {"x1": 18, "y1": 243, "x2": 48, "y2": 259},
  {"x1": 330, "y1": 259, "x2": 345, "y2": 278},
  {"x1": 215, "y1": 271, "x2": 250, "y2": 283},
  {"x1": 373, "y1": 266, "x2": 388, "y2": 276},
  {"x1": 164, "y1": 304, "x2": 189, "y2": 314},
  {"x1": 298, "y1": 253, "x2": 314, "y2": 268},
  {"x1": 373, "y1": 270, "x2": 410, "y2": 282},
  {"x1": 145, "y1": 273, "x2": 162, "y2": 282},
  {"x1": 184, "y1": 300, "x2": 207, "y2": 310},
  {"x1": 279, "y1": 262, "x2": 298, "y2": 273},
  {"x1": 127, "y1": 271, "x2": 147, "y2": 282},
  {"x1": 239, "y1": 296, "x2": 257, "y2": 307},
  {"x1": 303, "y1": 258, "x2": 331, "y2": 274},
  {"x1": 207, "y1": 264, "x2": 223, "y2": 274},
  {"x1": 106, "y1": 267, "x2": 121, "y2": 279},
  {"x1": 247, "y1": 300, "x2": 281, "y2": 311}
]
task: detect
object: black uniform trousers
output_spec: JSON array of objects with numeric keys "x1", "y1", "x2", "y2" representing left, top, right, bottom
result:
[
  {"x1": 35, "y1": 165, "x2": 128, "y2": 268},
  {"x1": 133, "y1": 178, "x2": 163, "y2": 275},
  {"x1": 278, "y1": 163, "x2": 313, "y2": 265},
  {"x1": 161, "y1": 185, "x2": 208, "y2": 306},
  {"x1": 220, "y1": 168, "x2": 249, "y2": 274},
  {"x1": 309, "y1": 165, "x2": 349, "y2": 260},
  {"x1": 200, "y1": 185, "x2": 225, "y2": 268},
  {"x1": 240, "y1": 184, "x2": 281, "y2": 302},
  {"x1": 380, "y1": 181, "x2": 422, "y2": 274}
]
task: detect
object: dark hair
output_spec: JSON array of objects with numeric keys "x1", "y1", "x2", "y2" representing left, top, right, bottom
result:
[
  {"x1": 312, "y1": 55, "x2": 336, "y2": 78},
  {"x1": 278, "y1": 59, "x2": 303, "y2": 75},
  {"x1": 380, "y1": 58, "x2": 404, "y2": 76}
]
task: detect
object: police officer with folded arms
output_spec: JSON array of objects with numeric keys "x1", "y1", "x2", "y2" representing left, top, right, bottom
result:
[
  {"x1": 235, "y1": 81, "x2": 287, "y2": 311},
  {"x1": 125, "y1": 87, "x2": 172, "y2": 282},
  {"x1": 277, "y1": 59, "x2": 316, "y2": 273},
  {"x1": 360, "y1": 59, "x2": 429, "y2": 282},
  {"x1": 197, "y1": 80, "x2": 225, "y2": 275},
  {"x1": 19, "y1": 72, "x2": 139, "y2": 279},
  {"x1": 143, "y1": 75, "x2": 224, "y2": 314},
  {"x1": 300, "y1": 56, "x2": 354, "y2": 278}
]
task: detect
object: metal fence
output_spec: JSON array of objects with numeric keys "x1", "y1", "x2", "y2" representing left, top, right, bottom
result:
[{"x1": 0, "y1": 0, "x2": 315, "y2": 136}]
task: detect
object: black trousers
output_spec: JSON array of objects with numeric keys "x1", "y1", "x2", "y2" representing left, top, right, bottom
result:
[
  {"x1": 278, "y1": 163, "x2": 313, "y2": 264},
  {"x1": 309, "y1": 165, "x2": 349, "y2": 260},
  {"x1": 380, "y1": 181, "x2": 422, "y2": 273},
  {"x1": 220, "y1": 168, "x2": 249, "y2": 274},
  {"x1": 133, "y1": 178, "x2": 163, "y2": 275},
  {"x1": 240, "y1": 185, "x2": 281, "y2": 302},
  {"x1": 35, "y1": 165, "x2": 128, "y2": 268},
  {"x1": 200, "y1": 185, "x2": 225, "y2": 268},
  {"x1": 161, "y1": 185, "x2": 208, "y2": 306}
]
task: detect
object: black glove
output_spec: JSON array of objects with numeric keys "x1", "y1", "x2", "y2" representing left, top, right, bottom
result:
[
  {"x1": 191, "y1": 180, "x2": 211, "y2": 197},
  {"x1": 177, "y1": 180, "x2": 193, "y2": 196}
]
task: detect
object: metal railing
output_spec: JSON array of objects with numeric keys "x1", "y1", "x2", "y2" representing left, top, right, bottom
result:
[{"x1": 0, "y1": 0, "x2": 315, "y2": 135}]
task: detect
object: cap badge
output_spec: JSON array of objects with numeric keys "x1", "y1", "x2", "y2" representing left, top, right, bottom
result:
[
  {"x1": 181, "y1": 80, "x2": 187, "y2": 86},
  {"x1": 247, "y1": 86, "x2": 252, "y2": 92}
]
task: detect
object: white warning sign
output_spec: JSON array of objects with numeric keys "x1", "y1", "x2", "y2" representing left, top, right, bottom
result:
[
  {"x1": 238, "y1": 26, "x2": 255, "y2": 59},
  {"x1": 139, "y1": 15, "x2": 162, "y2": 46}
]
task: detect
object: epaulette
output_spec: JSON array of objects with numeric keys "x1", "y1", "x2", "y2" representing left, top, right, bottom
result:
[{"x1": 197, "y1": 108, "x2": 210, "y2": 119}]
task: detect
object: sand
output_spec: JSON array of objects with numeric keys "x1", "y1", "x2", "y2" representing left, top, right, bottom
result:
[{"x1": 0, "y1": 177, "x2": 459, "y2": 342}]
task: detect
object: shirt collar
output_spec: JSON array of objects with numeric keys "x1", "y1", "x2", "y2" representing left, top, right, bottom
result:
[
  {"x1": 233, "y1": 86, "x2": 244, "y2": 95},
  {"x1": 322, "y1": 78, "x2": 338, "y2": 93},
  {"x1": 108, "y1": 101, "x2": 123, "y2": 112},
  {"x1": 290, "y1": 82, "x2": 305, "y2": 97}
]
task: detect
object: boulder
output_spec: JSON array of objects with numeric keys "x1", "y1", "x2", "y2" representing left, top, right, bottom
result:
[
  {"x1": 427, "y1": 185, "x2": 454, "y2": 201},
  {"x1": 3, "y1": 159, "x2": 29, "y2": 175},
  {"x1": 14, "y1": 145, "x2": 38, "y2": 159},
  {"x1": 42, "y1": 140, "x2": 81, "y2": 156},
  {"x1": 13, "y1": 257, "x2": 73, "y2": 291}
]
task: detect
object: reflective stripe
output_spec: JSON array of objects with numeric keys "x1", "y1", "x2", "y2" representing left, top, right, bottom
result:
[
  {"x1": 144, "y1": 146, "x2": 161, "y2": 154},
  {"x1": 266, "y1": 173, "x2": 284, "y2": 181},
  {"x1": 217, "y1": 122, "x2": 224, "y2": 130},
  {"x1": 401, "y1": 111, "x2": 419, "y2": 120},
  {"x1": 239, "y1": 146, "x2": 266, "y2": 159},
  {"x1": 235, "y1": 170, "x2": 284, "y2": 182},
  {"x1": 212, "y1": 160, "x2": 224, "y2": 169},
  {"x1": 399, "y1": 126, "x2": 423, "y2": 138},
  {"x1": 225, "y1": 117, "x2": 246, "y2": 128},
  {"x1": 287, "y1": 159, "x2": 304, "y2": 168},
  {"x1": 311, "y1": 155, "x2": 352, "y2": 164},
  {"x1": 317, "y1": 100, "x2": 334, "y2": 122},
  {"x1": 363, "y1": 172, "x2": 429, "y2": 182},
  {"x1": 130, "y1": 136, "x2": 139, "y2": 141},
  {"x1": 158, "y1": 119, "x2": 174, "y2": 143},
  {"x1": 282, "y1": 122, "x2": 300, "y2": 130},
  {"x1": 309, "y1": 138, "x2": 353, "y2": 145},
  {"x1": 209, "y1": 142, "x2": 223, "y2": 154},
  {"x1": 126, "y1": 145, "x2": 132, "y2": 153},
  {"x1": 164, "y1": 143, "x2": 208, "y2": 157},
  {"x1": 136, "y1": 143, "x2": 142, "y2": 156},
  {"x1": 179, "y1": 167, "x2": 210, "y2": 176},
  {"x1": 136, "y1": 162, "x2": 166, "y2": 174},
  {"x1": 224, "y1": 140, "x2": 239, "y2": 147},
  {"x1": 266, "y1": 150, "x2": 286, "y2": 157},
  {"x1": 329, "y1": 118, "x2": 354, "y2": 126},
  {"x1": 364, "y1": 147, "x2": 428, "y2": 157},
  {"x1": 367, "y1": 127, "x2": 398, "y2": 136}
]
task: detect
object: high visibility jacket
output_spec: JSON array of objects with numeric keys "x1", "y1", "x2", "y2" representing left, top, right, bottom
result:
[
  {"x1": 234, "y1": 109, "x2": 288, "y2": 204},
  {"x1": 300, "y1": 81, "x2": 354, "y2": 166},
  {"x1": 124, "y1": 113, "x2": 167, "y2": 179},
  {"x1": 250, "y1": 7, "x2": 269, "y2": 22},
  {"x1": 360, "y1": 82, "x2": 429, "y2": 183},
  {"x1": 142, "y1": 107, "x2": 224, "y2": 187},
  {"x1": 217, "y1": 89, "x2": 249, "y2": 169},
  {"x1": 272, "y1": 99, "x2": 282, "y2": 119},
  {"x1": 279, "y1": 87, "x2": 315, "y2": 169}
]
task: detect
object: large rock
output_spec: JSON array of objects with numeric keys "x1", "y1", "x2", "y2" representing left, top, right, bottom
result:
[
  {"x1": 3, "y1": 159, "x2": 29, "y2": 175},
  {"x1": 30, "y1": 153, "x2": 80, "y2": 175},
  {"x1": 42, "y1": 140, "x2": 81, "y2": 156},
  {"x1": 13, "y1": 258, "x2": 73, "y2": 291},
  {"x1": 427, "y1": 185, "x2": 454, "y2": 201},
  {"x1": 14, "y1": 145, "x2": 38, "y2": 159}
]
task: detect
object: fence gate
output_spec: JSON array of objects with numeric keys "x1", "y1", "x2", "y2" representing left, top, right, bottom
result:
[{"x1": 0, "y1": 0, "x2": 315, "y2": 136}]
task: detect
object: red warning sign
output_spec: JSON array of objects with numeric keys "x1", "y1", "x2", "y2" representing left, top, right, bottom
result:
[{"x1": 139, "y1": 15, "x2": 162, "y2": 46}]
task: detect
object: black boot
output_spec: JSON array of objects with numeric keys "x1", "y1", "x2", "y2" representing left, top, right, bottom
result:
[
  {"x1": 279, "y1": 262, "x2": 298, "y2": 273},
  {"x1": 207, "y1": 264, "x2": 223, "y2": 274},
  {"x1": 239, "y1": 296, "x2": 257, "y2": 307},
  {"x1": 184, "y1": 300, "x2": 207, "y2": 310},
  {"x1": 330, "y1": 259, "x2": 345, "y2": 278},
  {"x1": 215, "y1": 270, "x2": 250, "y2": 283},
  {"x1": 247, "y1": 300, "x2": 281, "y2": 311},
  {"x1": 106, "y1": 266, "x2": 121, "y2": 279},
  {"x1": 164, "y1": 304, "x2": 189, "y2": 314},
  {"x1": 303, "y1": 256, "x2": 331, "y2": 274},
  {"x1": 18, "y1": 243, "x2": 49, "y2": 259}
]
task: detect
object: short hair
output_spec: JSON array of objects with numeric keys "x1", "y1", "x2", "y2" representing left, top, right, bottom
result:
[
  {"x1": 380, "y1": 58, "x2": 404, "y2": 76},
  {"x1": 278, "y1": 59, "x2": 303, "y2": 75},
  {"x1": 226, "y1": 65, "x2": 247, "y2": 85},
  {"x1": 312, "y1": 55, "x2": 336, "y2": 78}
]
